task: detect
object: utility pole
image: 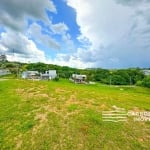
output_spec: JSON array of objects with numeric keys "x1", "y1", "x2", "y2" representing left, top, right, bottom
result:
[
  {"x1": 130, "y1": 76, "x2": 132, "y2": 86},
  {"x1": 17, "y1": 64, "x2": 19, "y2": 78},
  {"x1": 109, "y1": 71, "x2": 112, "y2": 86},
  {"x1": 109, "y1": 75, "x2": 112, "y2": 86}
]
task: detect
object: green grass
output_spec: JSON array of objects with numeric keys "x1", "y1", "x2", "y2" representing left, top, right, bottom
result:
[{"x1": 0, "y1": 79, "x2": 150, "y2": 150}]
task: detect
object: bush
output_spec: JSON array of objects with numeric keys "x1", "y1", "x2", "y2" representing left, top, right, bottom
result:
[
  {"x1": 111, "y1": 75, "x2": 127, "y2": 85},
  {"x1": 53, "y1": 76, "x2": 59, "y2": 81},
  {"x1": 136, "y1": 80, "x2": 143, "y2": 86},
  {"x1": 142, "y1": 76, "x2": 150, "y2": 88}
]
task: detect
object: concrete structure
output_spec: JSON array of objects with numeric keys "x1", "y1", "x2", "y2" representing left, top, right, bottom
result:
[
  {"x1": 22, "y1": 71, "x2": 40, "y2": 79},
  {"x1": 22, "y1": 70, "x2": 57, "y2": 80},
  {"x1": 142, "y1": 70, "x2": 150, "y2": 76},
  {"x1": 71, "y1": 74, "x2": 87, "y2": 83},
  {"x1": 41, "y1": 70, "x2": 57, "y2": 80},
  {"x1": 0, "y1": 69, "x2": 11, "y2": 76},
  {"x1": 0, "y1": 55, "x2": 7, "y2": 62}
]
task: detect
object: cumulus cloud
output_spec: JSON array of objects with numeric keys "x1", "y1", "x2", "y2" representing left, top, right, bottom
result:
[
  {"x1": 0, "y1": 30, "x2": 46, "y2": 62},
  {"x1": 1, "y1": 0, "x2": 149, "y2": 68},
  {"x1": 66, "y1": 0, "x2": 150, "y2": 68},
  {"x1": 62, "y1": 33, "x2": 75, "y2": 51},
  {"x1": 0, "y1": 0, "x2": 60, "y2": 61},
  {"x1": 50, "y1": 22, "x2": 75, "y2": 50},
  {"x1": 67, "y1": 0, "x2": 133, "y2": 48},
  {"x1": 52, "y1": 53, "x2": 92, "y2": 69},
  {"x1": 0, "y1": 0, "x2": 56, "y2": 31},
  {"x1": 0, "y1": 0, "x2": 78, "y2": 67},
  {"x1": 115, "y1": 0, "x2": 150, "y2": 6},
  {"x1": 51, "y1": 22, "x2": 68, "y2": 34},
  {"x1": 28, "y1": 23, "x2": 60, "y2": 50}
]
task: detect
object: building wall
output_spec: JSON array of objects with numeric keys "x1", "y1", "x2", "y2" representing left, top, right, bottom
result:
[
  {"x1": 143, "y1": 70, "x2": 150, "y2": 76},
  {"x1": 46, "y1": 70, "x2": 57, "y2": 79},
  {"x1": 0, "y1": 55, "x2": 7, "y2": 62},
  {"x1": 22, "y1": 70, "x2": 57, "y2": 80},
  {"x1": 21, "y1": 71, "x2": 39, "y2": 79},
  {"x1": 0, "y1": 69, "x2": 11, "y2": 76}
]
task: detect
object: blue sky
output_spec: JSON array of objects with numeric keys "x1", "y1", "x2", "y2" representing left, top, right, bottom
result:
[{"x1": 0, "y1": 0, "x2": 150, "y2": 68}]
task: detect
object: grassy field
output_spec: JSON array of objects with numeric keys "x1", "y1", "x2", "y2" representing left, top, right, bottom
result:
[{"x1": 0, "y1": 79, "x2": 150, "y2": 150}]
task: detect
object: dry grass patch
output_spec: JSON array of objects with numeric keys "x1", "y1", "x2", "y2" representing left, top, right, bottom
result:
[
  {"x1": 55, "y1": 88, "x2": 66, "y2": 93},
  {"x1": 14, "y1": 134, "x2": 22, "y2": 150}
]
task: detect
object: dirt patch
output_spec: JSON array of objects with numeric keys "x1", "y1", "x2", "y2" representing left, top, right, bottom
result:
[
  {"x1": 26, "y1": 88, "x2": 36, "y2": 93},
  {"x1": 55, "y1": 88, "x2": 66, "y2": 93},
  {"x1": 16, "y1": 88, "x2": 25, "y2": 94},
  {"x1": 16, "y1": 87, "x2": 50, "y2": 100},
  {"x1": 34, "y1": 113, "x2": 48, "y2": 123},
  {"x1": 69, "y1": 95, "x2": 76, "y2": 101},
  {"x1": 14, "y1": 134, "x2": 22, "y2": 150},
  {"x1": 34, "y1": 93, "x2": 49, "y2": 98},
  {"x1": 43, "y1": 105, "x2": 60, "y2": 114},
  {"x1": 65, "y1": 100, "x2": 80, "y2": 107},
  {"x1": 32, "y1": 105, "x2": 61, "y2": 134},
  {"x1": 99, "y1": 104, "x2": 109, "y2": 110},
  {"x1": 32, "y1": 113, "x2": 48, "y2": 134},
  {"x1": 132, "y1": 107, "x2": 142, "y2": 111}
]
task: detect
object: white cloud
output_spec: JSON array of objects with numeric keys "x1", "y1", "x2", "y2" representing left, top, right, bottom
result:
[
  {"x1": 62, "y1": 33, "x2": 75, "y2": 51},
  {"x1": 51, "y1": 22, "x2": 68, "y2": 34},
  {"x1": 50, "y1": 22, "x2": 75, "y2": 51},
  {"x1": 0, "y1": 30, "x2": 46, "y2": 63},
  {"x1": 0, "y1": 0, "x2": 56, "y2": 31},
  {"x1": 28, "y1": 23, "x2": 61, "y2": 50},
  {"x1": 1, "y1": 0, "x2": 150, "y2": 68},
  {"x1": 0, "y1": 0, "x2": 60, "y2": 62},
  {"x1": 0, "y1": 0, "x2": 77, "y2": 67},
  {"x1": 52, "y1": 53, "x2": 93, "y2": 69},
  {"x1": 66, "y1": 0, "x2": 150, "y2": 68},
  {"x1": 67, "y1": 0, "x2": 133, "y2": 48},
  {"x1": 27, "y1": 22, "x2": 75, "y2": 51}
]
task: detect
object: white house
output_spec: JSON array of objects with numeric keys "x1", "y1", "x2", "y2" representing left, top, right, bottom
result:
[
  {"x1": 142, "y1": 70, "x2": 150, "y2": 76},
  {"x1": 0, "y1": 69, "x2": 11, "y2": 76},
  {"x1": 0, "y1": 55, "x2": 7, "y2": 62},
  {"x1": 41, "y1": 70, "x2": 57, "y2": 80},
  {"x1": 71, "y1": 74, "x2": 87, "y2": 83},
  {"x1": 22, "y1": 71, "x2": 39, "y2": 79}
]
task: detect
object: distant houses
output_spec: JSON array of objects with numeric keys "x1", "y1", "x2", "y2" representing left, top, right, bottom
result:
[
  {"x1": 142, "y1": 69, "x2": 150, "y2": 76},
  {"x1": 0, "y1": 69, "x2": 11, "y2": 76},
  {"x1": 41, "y1": 70, "x2": 57, "y2": 80},
  {"x1": 21, "y1": 70, "x2": 57, "y2": 80},
  {"x1": 21, "y1": 71, "x2": 40, "y2": 79},
  {"x1": 0, "y1": 55, "x2": 7, "y2": 62},
  {"x1": 70, "y1": 74, "x2": 87, "y2": 83}
]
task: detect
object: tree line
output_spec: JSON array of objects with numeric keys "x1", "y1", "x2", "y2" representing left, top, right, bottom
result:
[{"x1": 0, "y1": 61, "x2": 150, "y2": 88}]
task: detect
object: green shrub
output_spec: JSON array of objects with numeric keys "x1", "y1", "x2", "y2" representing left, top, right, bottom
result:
[
  {"x1": 53, "y1": 76, "x2": 59, "y2": 81},
  {"x1": 136, "y1": 80, "x2": 143, "y2": 86},
  {"x1": 142, "y1": 76, "x2": 150, "y2": 88}
]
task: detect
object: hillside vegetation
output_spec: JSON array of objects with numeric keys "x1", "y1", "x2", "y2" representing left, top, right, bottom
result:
[{"x1": 0, "y1": 61, "x2": 150, "y2": 88}]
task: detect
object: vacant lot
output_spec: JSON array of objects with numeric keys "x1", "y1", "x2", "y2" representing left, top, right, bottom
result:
[{"x1": 0, "y1": 79, "x2": 150, "y2": 150}]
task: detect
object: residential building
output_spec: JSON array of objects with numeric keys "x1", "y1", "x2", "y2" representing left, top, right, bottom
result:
[
  {"x1": 71, "y1": 74, "x2": 87, "y2": 83},
  {"x1": 0, "y1": 55, "x2": 7, "y2": 62},
  {"x1": 0, "y1": 69, "x2": 11, "y2": 76},
  {"x1": 41, "y1": 70, "x2": 57, "y2": 80},
  {"x1": 142, "y1": 70, "x2": 150, "y2": 76},
  {"x1": 21, "y1": 71, "x2": 40, "y2": 79},
  {"x1": 22, "y1": 70, "x2": 57, "y2": 80}
]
